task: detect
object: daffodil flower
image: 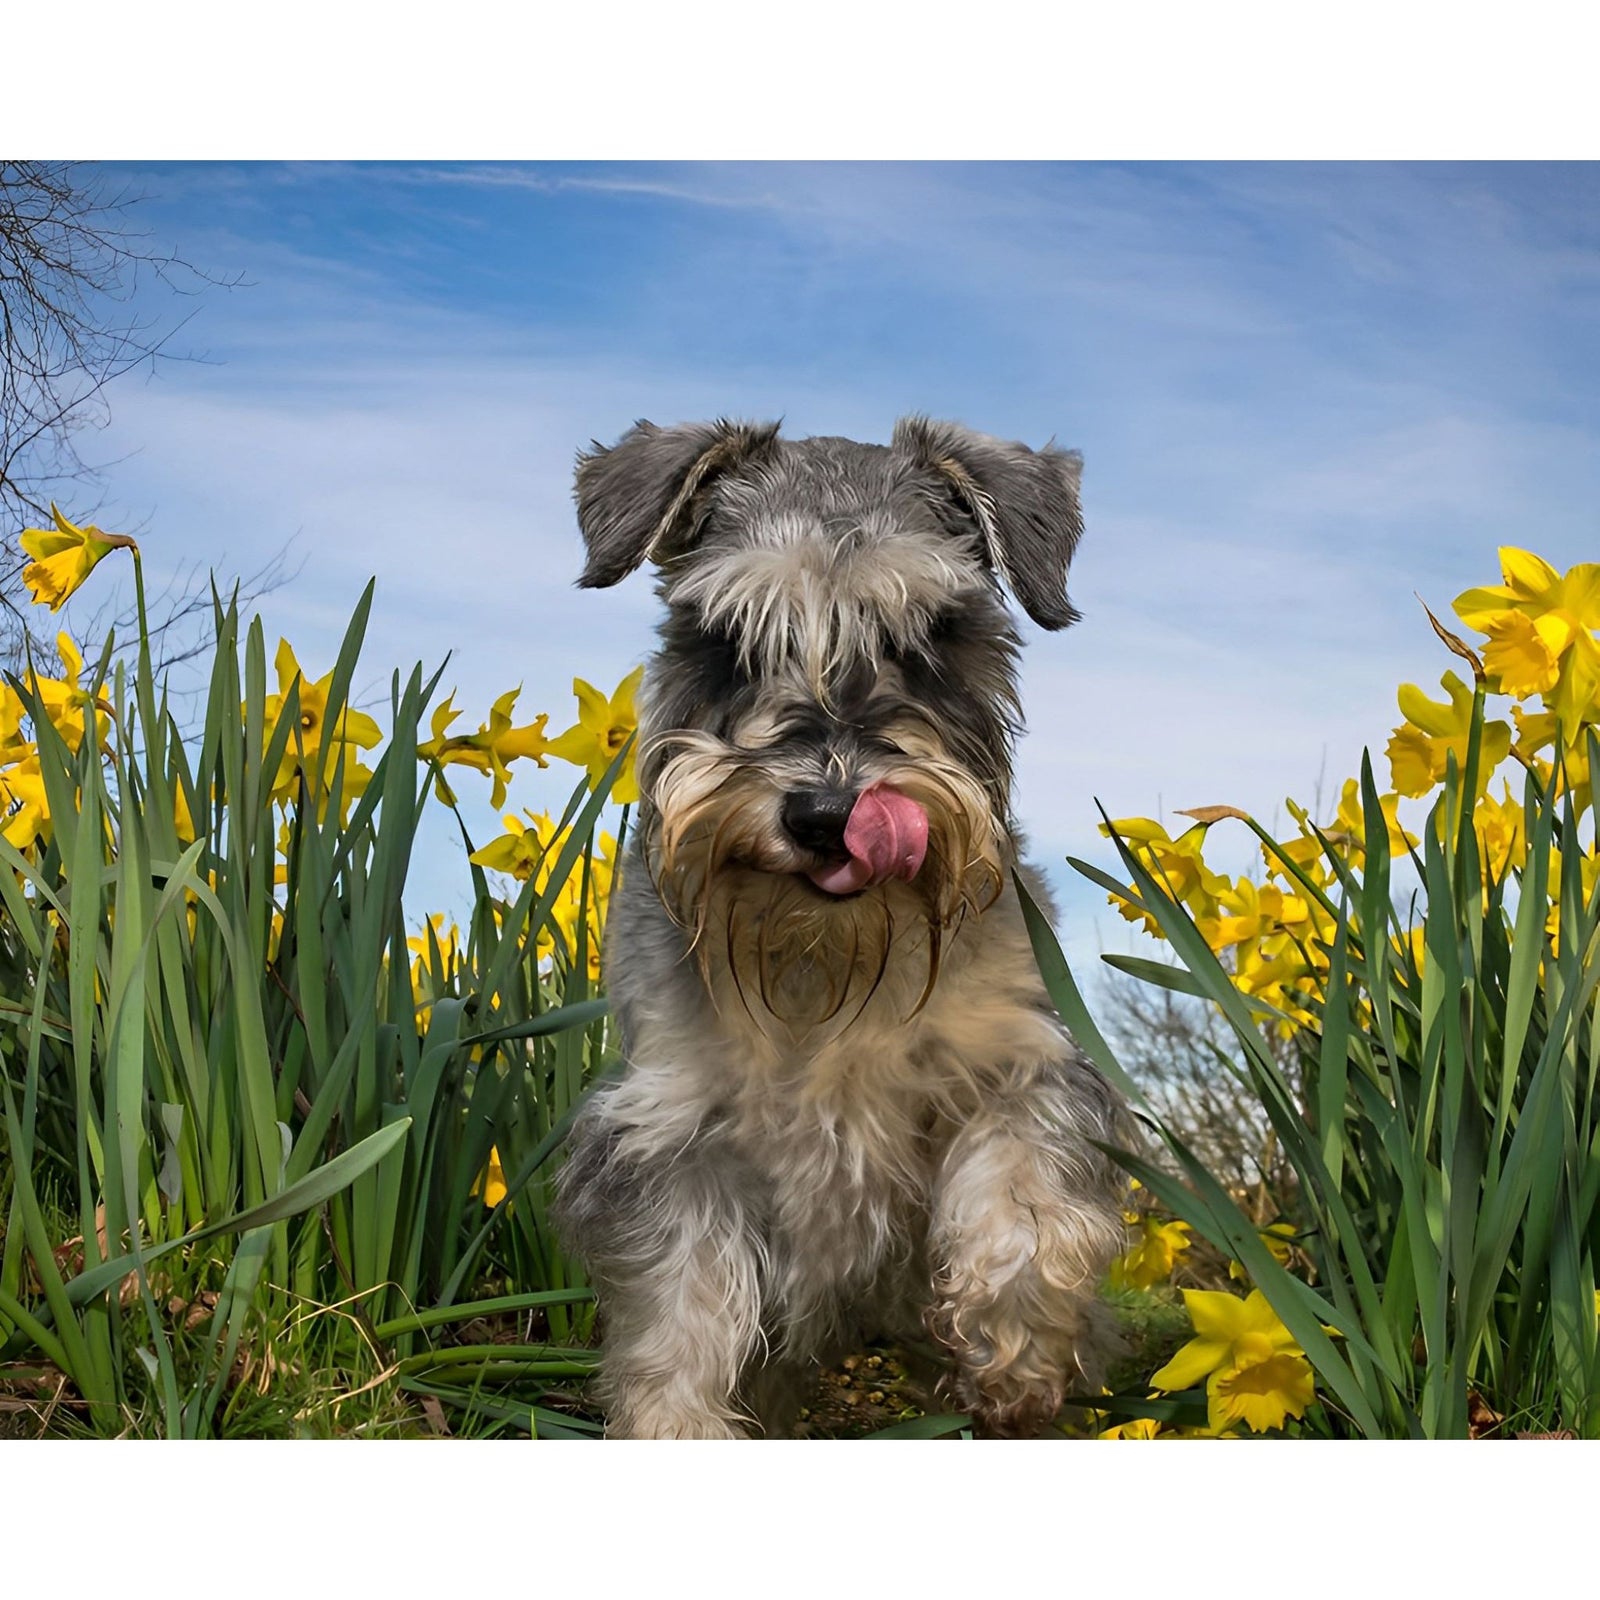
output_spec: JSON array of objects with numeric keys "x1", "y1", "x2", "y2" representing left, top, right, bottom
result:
[
  {"x1": 546, "y1": 667, "x2": 643, "y2": 805},
  {"x1": 0, "y1": 757, "x2": 51, "y2": 848},
  {"x1": 407, "y1": 915, "x2": 462, "y2": 1029},
  {"x1": 1473, "y1": 781, "x2": 1527, "y2": 880},
  {"x1": 26, "y1": 634, "x2": 111, "y2": 754},
  {"x1": 406, "y1": 913, "x2": 461, "y2": 979},
  {"x1": 1271, "y1": 820, "x2": 1339, "y2": 890},
  {"x1": 1206, "y1": 1348, "x2": 1316, "y2": 1434},
  {"x1": 1455, "y1": 548, "x2": 1600, "y2": 732},
  {"x1": 1228, "y1": 1222, "x2": 1298, "y2": 1283},
  {"x1": 418, "y1": 687, "x2": 552, "y2": 809},
  {"x1": 18, "y1": 505, "x2": 138, "y2": 611},
  {"x1": 1510, "y1": 699, "x2": 1597, "y2": 808},
  {"x1": 1097, "y1": 1416, "x2": 1162, "y2": 1440},
  {"x1": 1109, "y1": 1214, "x2": 1192, "y2": 1291},
  {"x1": 1480, "y1": 609, "x2": 1571, "y2": 698},
  {"x1": 1200, "y1": 877, "x2": 1313, "y2": 957},
  {"x1": 261, "y1": 640, "x2": 382, "y2": 814},
  {"x1": 471, "y1": 814, "x2": 618, "y2": 978},
  {"x1": 1330, "y1": 778, "x2": 1416, "y2": 862},
  {"x1": 1385, "y1": 671, "x2": 1511, "y2": 798},
  {"x1": 1100, "y1": 816, "x2": 1229, "y2": 931},
  {"x1": 1151, "y1": 1288, "x2": 1318, "y2": 1435},
  {"x1": 173, "y1": 782, "x2": 197, "y2": 846},
  {"x1": 1545, "y1": 844, "x2": 1600, "y2": 949},
  {"x1": 0, "y1": 685, "x2": 33, "y2": 767},
  {"x1": 1454, "y1": 547, "x2": 1600, "y2": 648},
  {"x1": 1150, "y1": 1288, "x2": 1304, "y2": 1391},
  {"x1": 469, "y1": 809, "x2": 560, "y2": 884},
  {"x1": 474, "y1": 1146, "x2": 508, "y2": 1209}
]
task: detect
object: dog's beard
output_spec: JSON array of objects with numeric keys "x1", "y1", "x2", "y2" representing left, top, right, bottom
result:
[{"x1": 644, "y1": 733, "x2": 1005, "y2": 1034}]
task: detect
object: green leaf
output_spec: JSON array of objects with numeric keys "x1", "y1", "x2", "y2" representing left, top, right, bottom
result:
[
  {"x1": 63, "y1": 1119, "x2": 412, "y2": 1308},
  {"x1": 1100, "y1": 953, "x2": 1210, "y2": 999},
  {"x1": 862, "y1": 1412, "x2": 972, "y2": 1439}
]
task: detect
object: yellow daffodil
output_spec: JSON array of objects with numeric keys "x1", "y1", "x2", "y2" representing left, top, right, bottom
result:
[
  {"x1": 1150, "y1": 1288, "x2": 1303, "y2": 1391},
  {"x1": 1480, "y1": 609, "x2": 1571, "y2": 698},
  {"x1": 0, "y1": 757, "x2": 51, "y2": 849},
  {"x1": 1385, "y1": 671, "x2": 1511, "y2": 798},
  {"x1": 407, "y1": 915, "x2": 462, "y2": 1029},
  {"x1": 474, "y1": 1146, "x2": 508, "y2": 1208},
  {"x1": 550, "y1": 830, "x2": 618, "y2": 982},
  {"x1": 1455, "y1": 549, "x2": 1600, "y2": 734},
  {"x1": 546, "y1": 667, "x2": 643, "y2": 805},
  {"x1": 1268, "y1": 826, "x2": 1341, "y2": 928},
  {"x1": 1455, "y1": 548, "x2": 1600, "y2": 654},
  {"x1": 1228, "y1": 1222, "x2": 1298, "y2": 1283},
  {"x1": 418, "y1": 687, "x2": 552, "y2": 809},
  {"x1": 1473, "y1": 781, "x2": 1527, "y2": 881},
  {"x1": 479, "y1": 690, "x2": 552, "y2": 802},
  {"x1": 1512, "y1": 700, "x2": 1560, "y2": 761},
  {"x1": 1101, "y1": 817, "x2": 1229, "y2": 932},
  {"x1": 0, "y1": 687, "x2": 32, "y2": 767},
  {"x1": 471, "y1": 814, "x2": 618, "y2": 978},
  {"x1": 1201, "y1": 877, "x2": 1313, "y2": 958},
  {"x1": 1151, "y1": 1288, "x2": 1317, "y2": 1435},
  {"x1": 407, "y1": 914, "x2": 461, "y2": 980},
  {"x1": 1511, "y1": 702, "x2": 1594, "y2": 813},
  {"x1": 19, "y1": 505, "x2": 138, "y2": 611},
  {"x1": 1105, "y1": 816, "x2": 1175, "y2": 847},
  {"x1": 26, "y1": 634, "x2": 111, "y2": 754},
  {"x1": 1098, "y1": 1416, "x2": 1162, "y2": 1440},
  {"x1": 173, "y1": 782, "x2": 199, "y2": 846},
  {"x1": 1207, "y1": 1349, "x2": 1316, "y2": 1434},
  {"x1": 260, "y1": 640, "x2": 382, "y2": 814},
  {"x1": 1330, "y1": 778, "x2": 1417, "y2": 863},
  {"x1": 416, "y1": 692, "x2": 467, "y2": 758},
  {"x1": 470, "y1": 810, "x2": 572, "y2": 967},
  {"x1": 470, "y1": 809, "x2": 560, "y2": 884},
  {"x1": 1545, "y1": 845, "x2": 1600, "y2": 948},
  {"x1": 1231, "y1": 940, "x2": 1320, "y2": 1032},
  {"x1": 1548, "y1": 630, "x2": 1600, "y2": 745},
  {"x1": 1109, "y1": 1213, "x2": 1193, "y2": 1291}
]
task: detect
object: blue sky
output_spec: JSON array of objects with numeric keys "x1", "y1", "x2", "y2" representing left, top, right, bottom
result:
[{"x1": 67, "y1": 160, "x2": 1600, "y2": 972}]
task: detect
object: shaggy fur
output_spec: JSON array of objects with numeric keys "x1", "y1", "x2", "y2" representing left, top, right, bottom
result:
[{"x1": 553, "y1": 416, "x2": 1129, "y2": 1438}]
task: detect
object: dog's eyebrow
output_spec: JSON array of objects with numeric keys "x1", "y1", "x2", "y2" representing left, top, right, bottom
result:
[{"x1": 660, "y1": 610, "x2": 749, "y2": 677}]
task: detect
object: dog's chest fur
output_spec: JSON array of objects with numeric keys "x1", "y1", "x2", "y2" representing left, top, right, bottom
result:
[{"x1": 602, "y1": 868, "x2": 1067, "y2": 1340}]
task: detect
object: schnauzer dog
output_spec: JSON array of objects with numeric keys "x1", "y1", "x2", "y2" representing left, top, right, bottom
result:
[{"x1": 553, "y1": 416, "x2": 1128, "y2": 1438}]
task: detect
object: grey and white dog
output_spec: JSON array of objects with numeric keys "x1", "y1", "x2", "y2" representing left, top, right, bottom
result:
[{"x1": 553, "y1": 416, "x2": 1129, "y2": 1438}]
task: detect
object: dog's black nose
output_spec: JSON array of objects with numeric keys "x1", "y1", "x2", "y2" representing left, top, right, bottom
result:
[{"x1": 781, "y1": 787, "x2": 856, "y2": 856}]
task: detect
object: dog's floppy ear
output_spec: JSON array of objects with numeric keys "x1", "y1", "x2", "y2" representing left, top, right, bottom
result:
[
  {"x1": 574, "y1": 418, "x2": 781, "y2": 588},
  {"x1": 892, "y1": 415, "x2": 1084, "y2": 630}
]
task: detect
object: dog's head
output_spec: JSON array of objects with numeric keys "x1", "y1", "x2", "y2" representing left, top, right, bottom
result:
[{"x1": 574, "y1": 416, "x2": 1084, "y2": 1022}]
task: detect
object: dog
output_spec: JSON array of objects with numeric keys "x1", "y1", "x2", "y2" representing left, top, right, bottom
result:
[{"x1": 553, "y1": 416, "x2": 1129, "y2": 1438}]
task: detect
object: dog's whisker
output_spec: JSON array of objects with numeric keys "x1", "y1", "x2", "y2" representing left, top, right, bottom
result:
[{"x1": 813, "y1": 907, "x2": 860, "y2": 1027}]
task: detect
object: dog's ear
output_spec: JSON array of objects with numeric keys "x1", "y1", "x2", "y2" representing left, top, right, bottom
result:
[
  {"x1": 574, "y1": 418, "x2": 781, "y2": 588},
  {"x1": 892, "y1": 416, "x2": 1084, "y2": 630}
]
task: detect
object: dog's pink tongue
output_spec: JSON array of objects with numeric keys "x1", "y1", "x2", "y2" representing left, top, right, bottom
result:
[{"x1": 807, "y1": 786, "x2": 929, "y2": 896}]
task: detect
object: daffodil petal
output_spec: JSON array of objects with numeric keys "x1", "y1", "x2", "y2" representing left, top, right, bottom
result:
[
  {"x1": 1150, "y1": 1337, "x2": 1230, "y2": 1392},
  {"x1": 1498, "y1": 546, "x2": 1560, "y2": 600}
]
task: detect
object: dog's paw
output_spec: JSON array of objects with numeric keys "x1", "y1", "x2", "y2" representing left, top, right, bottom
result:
[
  {"x1": 606, "y1": 1407, "x2": 751, "y2": 1440},
  {"x1": 936, "y1": 1360, "x2": 1064, "y2": 1439}
]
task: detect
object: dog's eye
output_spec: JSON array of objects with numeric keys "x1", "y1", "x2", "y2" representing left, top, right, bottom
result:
[{"x1": 682, "y1": 620, "x2": 749, "y2": 692}]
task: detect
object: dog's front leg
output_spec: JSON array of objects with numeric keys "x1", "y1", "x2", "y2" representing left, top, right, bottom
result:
[
  {"x1": 557, "y1": 1110, "x2": 767, "y2": 1438},
  {"x1": 927, "y1": 1056, "x2": 1126, "y2": 1436}
]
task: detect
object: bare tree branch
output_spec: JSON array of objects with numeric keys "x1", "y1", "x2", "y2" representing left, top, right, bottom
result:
[
  {"x1": 0, "y1": 161, "x2": 288, "y2": 680},
  {"x1": 1098, "y1": 965, "x2": 1302, "y2": 1222}
]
